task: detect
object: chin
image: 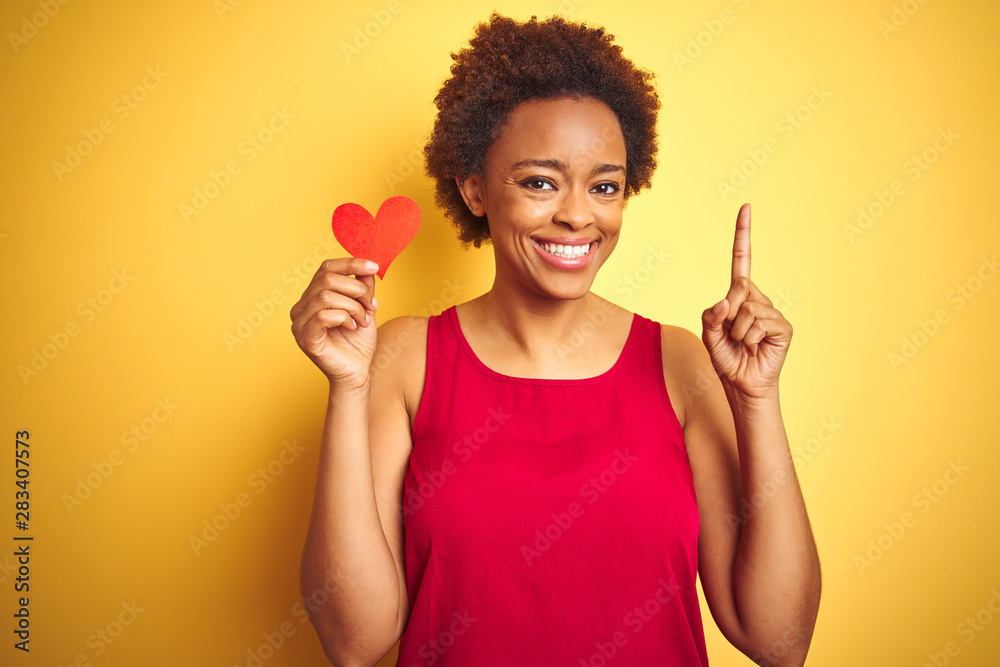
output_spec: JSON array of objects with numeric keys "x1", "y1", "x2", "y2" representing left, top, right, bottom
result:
[{"x1": 538, "y1": 278, "x2": 595, "y2": 302}]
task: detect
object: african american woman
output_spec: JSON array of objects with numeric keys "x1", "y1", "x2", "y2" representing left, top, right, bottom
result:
[{"x1": 290, "y1": 12, "x2": 821, "y2": 667}]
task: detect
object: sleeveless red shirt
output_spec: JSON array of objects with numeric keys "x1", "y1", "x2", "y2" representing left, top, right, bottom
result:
[{"x1": 396, "y1": 305, "x2": 709, "y2": 666}]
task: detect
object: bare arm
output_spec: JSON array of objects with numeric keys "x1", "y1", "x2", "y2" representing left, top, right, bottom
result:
[
  {"x1": 290, "y1": 258, "x2": 413, "y2": 666},
  {"x1": 688, "y1": 203, "x2": 822, "y2": 666},
  {"x1": 727, "y1": 388, "x2": 821, "y2": 665},
  {"x1": 673, "y1": 326, "x2": 820, "y2": 666},
  {"x1": 300, "y1": 380, "x2": 403, "y2": 666}
]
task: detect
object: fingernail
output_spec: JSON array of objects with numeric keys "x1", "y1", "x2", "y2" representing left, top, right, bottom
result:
[
  {"x1": 712, "y1": 300, "x2": 725, "y2": 314},
  {"x1": 365, "y1": 260, "x2": 379, "y2": 272},
  {"x1": 372, "y1": 296, "x2": 379, "y2": 309},
  {"x1": 365, "y1": 312, "x2": 371, "y2": 326}
]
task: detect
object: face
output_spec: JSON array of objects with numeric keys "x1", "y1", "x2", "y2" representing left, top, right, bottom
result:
[{"x1": 457, "y1": 96, "x2": 628, "y2": 301}]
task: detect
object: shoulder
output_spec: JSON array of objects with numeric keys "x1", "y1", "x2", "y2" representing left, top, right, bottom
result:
[
  {"x1": 651, "y1": 320, "x2": 716, "y2": 431},
  {"x1": 373, "y1": 314, "x2": 428, "y2": 356},
  {"x1": 657, "y1": 321, "x2": 710, "y2": 369},
  {"x1": 372, "y1": 315, "x2": 430, "y2": 428}
]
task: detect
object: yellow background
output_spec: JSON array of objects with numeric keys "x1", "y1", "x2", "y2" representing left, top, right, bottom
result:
[{"x1": 2, "y1": 0, "x2": 999, "y2": 665}]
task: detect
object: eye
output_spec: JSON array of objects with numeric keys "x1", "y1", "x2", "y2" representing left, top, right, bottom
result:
[
  {"x1": 520, "y1": 177, "x2": 555, "y2": 191},
  {"x1": 592, "y1": 182, "x2": 621, "y2": 196}
]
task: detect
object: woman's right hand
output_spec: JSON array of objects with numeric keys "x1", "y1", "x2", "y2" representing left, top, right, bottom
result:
[{"x1": 289, "y1": 257, "x2": 380, "y2": 390}]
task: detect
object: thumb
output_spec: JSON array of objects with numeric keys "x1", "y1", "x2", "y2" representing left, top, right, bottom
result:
[
  {"x1": 357, "y1": 273, "x2": 376, "y2": 311},
  {"x1": 701, "y1": 298, "x2": 729, "y2": 347}
]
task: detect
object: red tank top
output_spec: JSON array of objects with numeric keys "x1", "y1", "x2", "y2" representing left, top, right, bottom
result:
[{"x1": 396, "y1": 304, "x2": 709, "y2": 666}]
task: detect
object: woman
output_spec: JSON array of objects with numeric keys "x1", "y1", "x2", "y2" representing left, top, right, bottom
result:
[{"x1": 290, "y1": 12, "x2": 821, "y2": 667}]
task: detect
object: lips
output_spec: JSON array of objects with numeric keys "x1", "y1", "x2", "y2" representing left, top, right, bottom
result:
[
  {"x1": 535, "y1": 240, "x2": 593, "y2": 258},
  {"x1": 531, "y1": 237, "x2": 595, "y2": 246},
  {"x1": 531, "y1": 238, "x2": 598, "y2": 269},
  {"x1": 531, "y1": 236, "x2": 597, "y2": 257}
]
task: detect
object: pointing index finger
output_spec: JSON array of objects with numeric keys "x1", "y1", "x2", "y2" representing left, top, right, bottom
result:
[{"x1": 731, "y1": 202, "x2": 751, "y2": 283}]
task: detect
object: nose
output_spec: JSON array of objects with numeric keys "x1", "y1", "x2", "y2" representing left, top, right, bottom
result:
[{"x1": 552, "y1": 184, "x2": 593, "y2": 230}]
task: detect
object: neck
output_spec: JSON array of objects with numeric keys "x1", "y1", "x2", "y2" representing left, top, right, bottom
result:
[{"x1": 474, "y1": 279, "x2": 602, "y2": 360}]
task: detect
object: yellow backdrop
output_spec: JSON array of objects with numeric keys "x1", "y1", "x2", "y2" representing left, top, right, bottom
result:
[{"x1": 3, "y1": 0, "x2": 999, "y2": 665}]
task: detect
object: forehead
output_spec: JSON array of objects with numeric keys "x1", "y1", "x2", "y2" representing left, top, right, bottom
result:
[{"x1": 486, "y1": 96, "x2": 626, "y2": 167}]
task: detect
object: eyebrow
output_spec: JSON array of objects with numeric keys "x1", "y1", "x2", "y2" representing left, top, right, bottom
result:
[{"x1": 510, "y1": 158, "x2": 625, "y2": 177}]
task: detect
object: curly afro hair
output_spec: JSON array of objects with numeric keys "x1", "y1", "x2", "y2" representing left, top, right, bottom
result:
[{"x1": 423, "y1": 12, "x2": 661, "y2": 249}]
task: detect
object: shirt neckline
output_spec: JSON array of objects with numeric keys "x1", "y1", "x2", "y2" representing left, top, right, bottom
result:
[{"x1": 446, "y1": 304, "x2": 639, "y2": 386}]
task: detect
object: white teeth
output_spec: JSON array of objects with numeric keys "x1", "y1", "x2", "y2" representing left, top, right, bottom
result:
[{"x1": 540, "y1": 242, "x2": 591, "y2": 259}]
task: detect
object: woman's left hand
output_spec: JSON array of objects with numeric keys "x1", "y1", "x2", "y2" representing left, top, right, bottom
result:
[{"x1": 701, "y1": 203, "x2": 792, "y2": 401}]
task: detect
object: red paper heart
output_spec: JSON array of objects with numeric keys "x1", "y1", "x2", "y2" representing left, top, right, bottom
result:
[{"x1": 331, "y1": 196, "x2": 421, "y2": 280}]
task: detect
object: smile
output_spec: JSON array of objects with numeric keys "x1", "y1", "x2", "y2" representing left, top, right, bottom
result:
[
  {"x1": 530, "y1": 239, "x2": 598, "y2": 270},
  {"x1": 537, "y1": 241, "x2": 593, "y2": 259}
]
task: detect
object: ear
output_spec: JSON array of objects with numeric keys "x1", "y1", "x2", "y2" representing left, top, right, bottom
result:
[{"x1": 455, "y1": 174, "x2": 486, "y2": 217}]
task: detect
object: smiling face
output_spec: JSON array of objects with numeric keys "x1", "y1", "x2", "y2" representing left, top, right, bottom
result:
[{"x1": 456, "y1": 95, "x2": 628, "y2": 301}]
